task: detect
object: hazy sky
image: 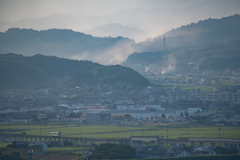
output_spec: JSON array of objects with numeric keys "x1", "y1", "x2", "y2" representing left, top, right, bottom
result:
[
  {"x1": 0, "y1": 0, "x2": 204, "y2": 22},
  {"x1": 0, "y1": 0, "x2": 239, "y2": 41},
  {"x1": 0, "y1": 0, "x2": 240, "y2": 64}
]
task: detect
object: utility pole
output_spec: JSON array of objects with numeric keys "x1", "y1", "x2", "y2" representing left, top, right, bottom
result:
[
  {"x1": 40, "y1": 128, "x2": 41, "y2": 136},
  {"x1": 142, "y1": 130, "x2": 143, "y2": 136}
]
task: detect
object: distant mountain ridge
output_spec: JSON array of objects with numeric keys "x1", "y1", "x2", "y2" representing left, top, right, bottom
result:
[
  {"x1": 85, "y1": 23, "x2": 145, "y2": 40},
  {"x1": 124, "y1": 14, "x2": 240, "y2": 70},
  {"x1": 0, "y1": 53, "x2": 149, "y2": 89},
  {"x1": 1, "y1": 0, "x2": 239, "y2": 42},
  {"x1": 134, "y1": 14, "x2": 240, "y2": 52},
  {"x1": 0, "y1": 28, "x2": 135, "y2": 64}
]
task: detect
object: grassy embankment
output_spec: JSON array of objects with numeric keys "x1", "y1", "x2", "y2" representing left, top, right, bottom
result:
[
  {"x1": 1, "y1": 125, "x2": 240, "y2": 153},
  {"x1": 3, "y1": 125, "x2": 240, "y2": 139}
]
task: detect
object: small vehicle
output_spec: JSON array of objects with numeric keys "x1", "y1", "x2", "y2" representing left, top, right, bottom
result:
[{"x1": 50, "y1": 132, "x2": 61, "y2": 137}]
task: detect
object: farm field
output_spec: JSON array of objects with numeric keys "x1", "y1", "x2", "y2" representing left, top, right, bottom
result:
[
  {"x1": 0, "y1": 142, "x2": 10, "y2": 148},
  {"x1": 147, "y1": 75, "x2": 235, "y2": 92},
  {"x1": 0, "y1": 124, "x2": 63, "y2": 130},
  {"x1": 156, "y1": 83, "x2": 215, "y2": 92},
  {"x1": 2, "y1": 124, "x2": 240, "y2": 139},
  {"x1": 1, "y1": 125, "x2": 240, "y2": 157},
  {"x1": 48, "y1": 146, "x2": 89, "y2": 154},
  {"x1": 48, "y1": 146, "x2": 87, "y2": 151}
]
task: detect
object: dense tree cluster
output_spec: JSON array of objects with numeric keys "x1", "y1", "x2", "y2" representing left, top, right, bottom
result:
[
  {"x1": 0, "y1": 53, "x2": 149, "y2": 89},
  {"x1": 124, "y1": 14, "x2": 240, "y2": 70},
  {"x1": 124, "y1": 40, "x2": 240, "y2": 69},
  {"x1": 88, "y1": 144, "x2": 135, "y2": 159},
  {"x1": 144, "y1": 155, "x2": 240, "y2": 160},
  {"x1": 133, "y1": 14, "x2": 240, "y2": 53},
  {"x1": 0, "y1": 28, "x2": 134, "y2": 58},
  {"x1": 68, "y1": 112, "x2": 82, "y2": 118},
  {"x1": 199, "y1": 56, "x2": 240, "y2": 71},
  {"x1": 0, "y1": 154, "x2": 23, "y2": 160}
]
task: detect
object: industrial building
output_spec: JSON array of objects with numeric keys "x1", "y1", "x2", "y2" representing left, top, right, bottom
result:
[
  {"x1": 85, "y1": 111, "x2": 111, "y2": 123},
  {"x1": 83, "y1": 109, "x2": 191, "y2": 119},
  {"x1": 168, "y1": 92, "x2": 240, "y2": 104}
]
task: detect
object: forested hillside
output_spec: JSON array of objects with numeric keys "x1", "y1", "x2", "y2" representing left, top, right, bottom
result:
[
  {"x1": 199, "y1": 56, "x2": 240, "y2": 71},
  {"x1": 123, "y1": 15, "x2": 240, "y2": 70},
  {"x1": 0, "y1": 53, "x2": 149, "y2": 89},
  {"x1": 0, "y1": 28, "x2": 134, "y2": 64},
  {"x1": 134, "y1": 14, "x2": 240, "y2": 52},
  {"x1": 124, "y1": 39, "x2": 240, "y2": 68}
]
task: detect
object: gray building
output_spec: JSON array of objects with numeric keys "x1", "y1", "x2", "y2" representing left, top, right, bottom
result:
[
  {"x1": 82, "y1": 109, "x2": 186, "y2": 120},
  {"x1": 85, "y1": 111, "x2": 111, "y2": 123},
  {"x1": 168, "y1": 92, "x2": 240, "y2": 104}
]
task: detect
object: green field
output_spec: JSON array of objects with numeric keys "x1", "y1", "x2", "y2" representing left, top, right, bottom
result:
[
  {"x1": 0, "y1": 124, "x2": 63, "y2": 130},
  {"x1": 2, "y1": 124, "x2": 240, "y2": 139},
  {"x1": 148, "y1": 74, "x2": 237, "y2": 92},
  {"x1": 156, "y1": 83, "x2": 215, "y2": 92},
  {"x1": 48, "y1": 146, "x2": 89, "y2": 154},
  {"x1": 1, "y1": 125, "x2": 240, "y2": 155},
  {"x1": 48, "y1": 147, "x2": 87, "y2": 151},
  {"x1": 0, "y1": 142, "x2": 10, "y2": 148}
]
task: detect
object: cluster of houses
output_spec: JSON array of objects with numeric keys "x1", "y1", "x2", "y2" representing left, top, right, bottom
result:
[
  {"x1": 1, "y1": 79, "x2": 240, "y2": 159},
  {"x1": 0, "y1": 76, "x2": 240, "y2": 126},
  {"x1": 135, "y1": 144, "x2": 218, "y2": 158},
  {"x1": 135, "y1": 62, "x2": 240, "y2": 86},
  {"x1": 134, "y1": 142, "x2": 240, "y2": 158}
]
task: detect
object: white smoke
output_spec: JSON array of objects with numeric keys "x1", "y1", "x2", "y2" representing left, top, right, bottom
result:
[
  {"x1": 161, "y1": 55, "x2": 176, "y2": 74},
  {"x1": 144, "y1": 55, "x2": 176, "y2": 74},
  {"x1": 67, "y1": 40, "x2": 135, "y2": 65},
  {"x1": 69, "y1": 50, "x2": 90, "y2": 61},
  {"x1": 145, "y1": 66, "x2": 150, "y2": 72}
]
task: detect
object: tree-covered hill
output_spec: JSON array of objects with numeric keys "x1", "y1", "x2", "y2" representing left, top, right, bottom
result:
[
  {"x1": 123, "y1": 14, "x2": 240, "y2": 70},
  {"x1": 134, "y1": 14, "x2": 240, "y2": 52},
  {"x1": 0, "y1": 53, "x2": 149, "y2": 89},
  {"x1": 0, "y1": 28, "x2": 135, "y2": 64},
  {"x1": 123, "y1": 39, "x2": 240, "y2": 68},
  {"x1": 85, "y1": 23, "x2": 145, "y2": 40},
  {"x1": 199, "y1": 56, "x2": 240, "y2": 71}
]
